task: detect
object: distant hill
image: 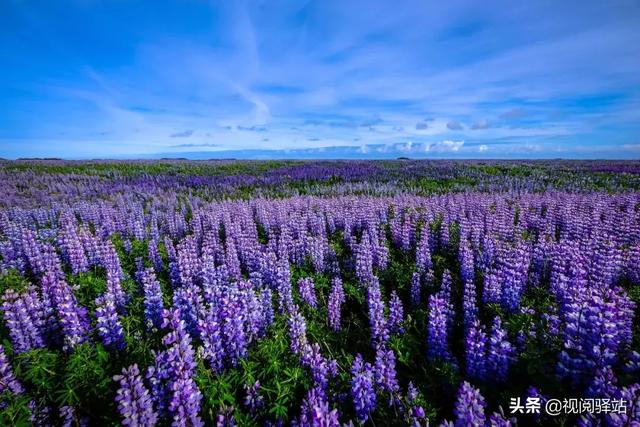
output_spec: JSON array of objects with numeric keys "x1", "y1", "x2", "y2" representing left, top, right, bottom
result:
[{"x1": 17, "y1": 157, "x2": 63, "y2": 160}]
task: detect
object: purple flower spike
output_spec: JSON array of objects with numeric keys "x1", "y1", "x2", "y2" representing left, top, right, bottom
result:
[
  {"x1": 114, "y1": 364, "x2": 158, "y2": 426},
  {"x1": 0, "y1": 345, "x2": 23, "y2": 395},
  {"x1": 453, "y1": 382, "x2": 486, "y2": 427},
  {"x1": 388, "y1": 290, "x2": 404, "y2": 334},
  {"x1": 328, "y1": 277, "x2": 345, "y2": 332},
  {"x1": 95, "y1": 292, "x2": 125, "y2": 350},
  {"x1": 350, "y1": 354, "x2": 376, "y2": 424},
  {"x1": 298, "y1": 277, "x2": 318, "y2": 308}
]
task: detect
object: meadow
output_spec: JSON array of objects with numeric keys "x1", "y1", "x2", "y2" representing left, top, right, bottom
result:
[{"x1": 0, "y1": 159, "x2": 638, "y2": 426}]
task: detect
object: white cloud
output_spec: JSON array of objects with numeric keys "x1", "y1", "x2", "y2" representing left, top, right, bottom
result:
[
  {"x1": 478, "y1": 144, "x2": 488, "y2": 152},
  {"x1": 427, "y1": 140, "x2": 464, "y2": 152}
]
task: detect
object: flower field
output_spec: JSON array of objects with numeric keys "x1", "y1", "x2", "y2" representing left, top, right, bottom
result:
[{"x1": 0, "y1": 159, "x2": 639, "y2": 426}]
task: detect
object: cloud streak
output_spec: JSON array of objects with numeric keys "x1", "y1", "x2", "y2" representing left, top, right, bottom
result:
[{"x1": 170, "y1": 130, "x2": 195, "y2": 138}]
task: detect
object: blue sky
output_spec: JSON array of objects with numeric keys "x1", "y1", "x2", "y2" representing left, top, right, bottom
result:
[{"x1": 1, "y1": 0, "x2": 640, "y2": 159}]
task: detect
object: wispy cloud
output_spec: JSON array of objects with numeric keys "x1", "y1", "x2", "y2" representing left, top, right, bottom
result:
[
  {"x1": 499, "y1": 108, "x2": 528, "y2": 120},
  {"x1": 471, "y1": 119, "x2": 491, "y2": 130},
  {"x1": 171, "y1": 143, "x2": 219, "y2": 148},
  {"x1": 447, "y1": 120, "x2": 464, "y2": 130},
  {"x1": 170, "y1": 130, "x2": 195, "y2": 138}
]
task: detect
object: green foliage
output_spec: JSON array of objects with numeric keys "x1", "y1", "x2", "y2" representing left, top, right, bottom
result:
[
  {"x1": 0, "y1": 269, "x2": 30, "y2": 295},
  {"x1": 246, "y1": 318, "x2": 309, "y2": 423},
  {"x1": 60, "y1": 344, "x2": 113, "y2": 410},
  {"x1": 0, "y1": 392, "x2": 33, "y2": 426},
  {"x1": 15, "y1": 348, "x2": 62, "y2": 400},
  {"x1": 67, "y1": 272, "x2": 106, "y2": 311}
]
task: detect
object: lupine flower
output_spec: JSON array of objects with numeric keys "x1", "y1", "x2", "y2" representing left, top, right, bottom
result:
[
  {"x1": 367, "y1": 277, "x2": 388, "y2": 346},
  {"x1": 297, "y1": 277, "x2": 318, "y2": 308},
  {"x1": 462, "y1": 279, "x2": 478, "y2": 329},
  {"x1": 288, "y1": 307, "x2": 308, "y2": 356},
  {"x1": 298, "y1": 386, "x2": 340, "y2": 427},
  {"x1": 1, "y1": 288, "x2": 46, "y2": 353},
  {"x1": 355, "y1": 234, "x2": 374, "y2": 285},
  {"x1": 459, "y1": 240, "x2": 474, "y2": 284},
  {"x1": 499, "y1": 244, "x2": 530, "y2": 312},
  {"x1": 238, "y1": 279, "x2": 265, "y2": 340},
  {"x1": 388, "y1": 291, "x2": 404, "y2": 334},
  {"x1": 624, "y1": 351, "x2": 640, "y2": 374},
  {"x1": 28, "y1": 400, "x2": 51, "y2": 426},
  {"x1": 176, "y1": 236, "x2": 200, "y2": 287},
  {"x1": 416, "y1": 226, "x2": 432, "y2": 273},
  {"x1": 275, "y1": 260, "x2": 294, "y2": 314},
  {"x1": 557, "y1": 284, "x2": 635, "y2": 385},
  {"x1": 164, "y1": 237, "x2": 181, "y2": 288},
  {"x1": 300, "y1": 343, "x2": 339, "y2": 392},
  {"x1": 427, "y1": 293, "x2": 453, "y2": 364},
  {"x1": 21, "y1": 228, "x2": 48, "y2": 276},
  {"x1": 243, "y1": 381, "x2": 264, "y2": 413},
  {"x1": 410, "y1": 272, "x2": 421, "y2": 308},
  {"x1": 453, "y1": 382, "x2": 486, "y2": 427},
  {"x1": 51, "y1": 276, "x2": 91, "y2": 351},
  {"x1": 114, "y1": 364, "x2": 158, "y2": 426},
  {"x1": 606, "y1": 383, "x2": 640, "y2": 426},
  {"x1": 95, "y1": 292, "x2": 126, "y2": 350},
  {"x1": 39, "y1": 271, "x2": 62, "y2": 341},
  {"x1": 308, "y1": 236, "x2": 328, "y2": 273},
  {"x1": 439, "y1": 221, "x2": 450, "y2": 252},
  {"x1": 465, "y1": 320, "x2": 487, "y2": 381},
  {"x1": 0, "y1": 345, "x2": 23, "y2": 395},
  {"x1": 487, "y1": 316, "x2": 514, "y2": 382},
  {"x1": 488, "y1": 411, "x2": 515, "y2": 426},
  {"x1": 440, "y1": 270, "x2": 452, "y2": 299},
  {"x1": 172, "y1": 284, "x2": 203, "y2": 338},
  {"x1": 58, "y1": 216, "x2": 88, "y2": 274},
  {"x1": 215, "y1": 406, "x2": 236, "y2": 427},
  {"x1": 219, "y1": 284, "x2": 249, "y2": 367},
  {"x1": 148, "y1": 238, "x2": 164, "y2": 274},
  {"x1": 585, "y1": 366, "x2": 618, "y2": 399},
  {"x1": 59, "y1": 406, "x2": 77, "y2": 427},
  {"x1": 327, "y1": 277, "x2": 345, "y2": 332},
  {"x1": 148, "y1": 309, "x2": 203, "y2": 427},
  {"x1": 139, "y1": 267, "x2": 165, "y2": 330},
  {"x1": 350, "y1": 354, "x2": 376, "y2": 423},
  {"x1": 198, "y1": 306, "x2": 224, "y2": 373},
  {"x1": 374, "y1": 345, "x2": 399, "y2": 397},
  {"x1": 106, "y1": 267, "x2": 128, "y2": 312},
  {"x1": 259, "y1": 288, "x2": 274, "y2": 328},
  {"x1": 406, "y1": 382, "x2": 427, "y2": 426},
  {"x1": 482, "y1": 272, "x2": 501, "y2": 305}
]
